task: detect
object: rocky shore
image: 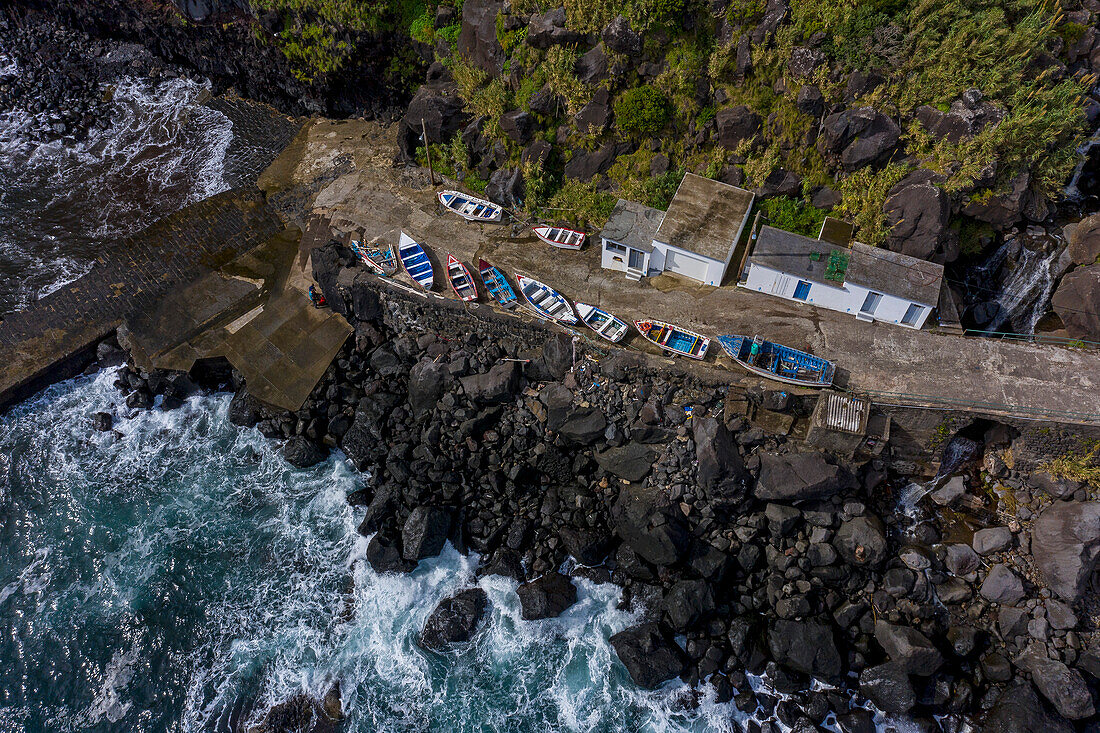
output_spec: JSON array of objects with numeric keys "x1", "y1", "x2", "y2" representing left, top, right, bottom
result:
[{"x1": 94, "y1": 232, "x2": 1100, "y2": 732}]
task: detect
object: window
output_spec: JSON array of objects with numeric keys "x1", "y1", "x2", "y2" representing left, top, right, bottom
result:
[
  {"x1": 605, "y1": 241, "x2": 627, "y2": 254},
  {"x1": 860, "y1": 291, "x2": 882, "y2": 315},
  {"x1": 901, "y1": 303, "x2": 922, "y2": 326},
  {"x1": 793, "y1": 280, "x2": 811, "y2": 301}
]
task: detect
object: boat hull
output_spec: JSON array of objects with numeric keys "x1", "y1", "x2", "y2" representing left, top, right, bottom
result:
[
  {"x1": 397, "y1": 233, "x2": 434, "y2": 290},
  {"x1": 574, "y1": 302, "x2": 628, "y2": 343},
  {"x1": 446, "y1": 256, "x2": 478, "y2": 301},
  {"x1": 717, "y1": 335, "x2": 835, "y2": 387},
  {"x1": 478, "y1": 259, "x2": 517, "y2": 308},
  {"x1": 532, "y1": 225, "x2": 585, "y2": 250},
  {"x1": 634, "y1": 319, "x2": 710, "y2": 359},
  {"x1": 516, "y1": 274, "x2": 577, "y2": 324},
  {"x1": 438, "y1": 190, "x2": 503, "y2": 222}
]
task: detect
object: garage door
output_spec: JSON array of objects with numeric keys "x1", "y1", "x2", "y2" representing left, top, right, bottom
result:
[{"x1": 664, "y1": 248, "x2": 712, "y2": 284}]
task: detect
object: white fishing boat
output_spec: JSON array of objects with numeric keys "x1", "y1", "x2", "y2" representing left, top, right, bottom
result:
[
  {"x1": 438, "y1": 190, "x2": 503, "y2": 222},
  {"x1": 532, "y1": 224, "x2": 585, "y2": 250},
  {"x1": 515, "y1": 273, "x2": 577, "y2": 324},
  {"x1": 446, "y1": 254, "x2": 477, "y2": 301},
  {"x1": 574, "y1": 302, "x2": 629, "y2": 343},
  {"x1": 397, "y1": 231, "x2": 434, "y2": 290}
]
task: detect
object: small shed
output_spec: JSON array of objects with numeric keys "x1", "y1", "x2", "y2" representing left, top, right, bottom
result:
[
  {"x1": 650, "y1": 173, "x2": 755, "y2": 286},
  {"x1": 599, "y1": 199, "x2": 664, "y2": 280}
]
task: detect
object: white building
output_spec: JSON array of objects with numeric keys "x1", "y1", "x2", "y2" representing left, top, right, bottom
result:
[
  {"x1": 600, "y1": 173, "x2": 755, "y2": 286},
  {"x1": 740, "y1": 225, "x2": 943, "y2": 329}
]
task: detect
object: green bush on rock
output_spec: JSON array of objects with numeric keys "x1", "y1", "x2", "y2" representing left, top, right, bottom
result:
[{"x1": 614, "y1": 86, "x2": 670, "y2": 137}]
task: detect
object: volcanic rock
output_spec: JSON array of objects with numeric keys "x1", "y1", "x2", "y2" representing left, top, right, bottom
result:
[
  {"x1": 595, "y1": 442, "x2": 656, "y2": 482},
  {"x1": 858, "y1": 662, "x2": 916, "y2": 714},
  {"x1": 1052, "y1": 265, "x2": 1100, "y2": 341},
  {"x1": 768, "y1": 619, "x2": 842, "y2": 678},
  {"x1": 282, "y1": 436, "x2": 326, "y2": 468},
  {"x1": 818, "y1": 107, "x2": 900, "y2": 170},
  {"x1": 979, "y1": 563, "x2": 1025, "y2": 604},
  {"x1": 716, "y1": 105, "x2": 762, "y2": 149},
  {"x1": 527, "y1": 7, "x2": 583, "y2": 48},
  {"x1": 408, "y1": 358, "x2": 448, "y2": 418},
  {"x1": 517, "y1": 572, "x2": 577, "y2": 619},
  {"x1": 873, "y1": 621, "x2": 944, "y2": 676},
  {"x1": 754, "y1": 452, "x2": 854, "y2": 502},
  {"x1": 833, "y1": 514, "x2": 888, "y2": 568},
  {"x1": 1031, "y1": 500, "x2": 1100, "y2": 602},
  {"x1": 402, "y1": 506, "x2": 454, "y2": 561},
  {"x1": 557, "y1": 406, "x2": 607, "y2": 444},
  {"x1": 983, "y1": 680, "x2": 1074, "y2": 733},
  {"x1": 1015, "y1": 643, "x2": 1096, "y2": 720},
  {"x1": 419, "y1": 588, "x2": 489, "y2": 650},
  {"x1": 602, "y1": 16, "x2": 642, "y2": 56},
  {"x1": 460, "y1": 361, "x2": 521, "y2": 404},
  {"x1": 610, "y1": 484, "x2": 691, "y2": 566},
  {"x1": 610, "y1": 623, "x2": 688, "y2": 689},
  {"x1": 662, "y1": 579, "x2": 715, "y2": 632},
  {"x1": 457, "y1": 0, "x2": 505, "y2": 73},
  {"x1": 972, "y1": 526, "x2": 1013, "y2": 555}
]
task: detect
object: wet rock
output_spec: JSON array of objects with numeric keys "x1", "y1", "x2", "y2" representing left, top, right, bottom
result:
[
  {"x1": 92, "y1": 411, "x2": 113, "y2": 431},
  {"x1": 610, "y1": 622, "x2": 688, "y2": 689},
  {"x1": 402, "y1": 506, "x2": 454, "y2": 561},
  {"x1": 754, "y1": 453, "x2": 854, "y2": 503},
  {"x1": 248, "y1": 693, "x2": 336, "y2": 733},
  {"x1": 973, "y1": 526, "x2": 1013, "y2": 555},
  {"x1": 979, "y1": 564, "x2": 1025, "y2": 605},
  {"x1": 1015, "y1": 643, "x2": 1096, "y2": 720},
  {"x1": 460, "y1": 361, "x2": 521, "y2": 404},
  {"x1": 662, "y1": 579, "x2": 715, "y2": 632},
  {"x1": 366, "y1": 532, "x2": 415, "y2": 574},
  {"x1": 595, "y1": 442, "x2": 657, "y2": 482},
  {"x1": 559, "y1": 528, "x2": 612, "y2": 566},
  {"x1": 930, "y1": 475, "x2": 966, "y2": 506},
  {"x1": 768, "y1": 619, "x2": 842, "y2": 678},
  {"x1": 983, "y1": 680, "x2": 1074, "y2": 733},
  {"x1": 282, "y1": 436, "x2": 326, "y2": 468},
  {"x1": 1031, "y1": 501, "x2": 1100, "y2": 603},
  {"x1": 859, "y1": 662, "x2": 915, "y2": 714},
  {"x1": 873, "y1": 621, "x2": 944, "y2": 676},
  {"x1": 833, "y1": 514, "x2": 887, "y2": 568},
  {"x1": 321, "y1": 681, "x2": 343, "y2": 722},
  {"x1": 419, "y1": 588, "x2": 489, "y2": 650},
  {"x1": 611, "y1": 484, "x2": 691, "y2": 566},
  {"x1": 517, "y1": 572, "x2": 577, "y2": 619},
  {"x1": 1052, "y1": 265, "x2": 1100, "y2": 341}
]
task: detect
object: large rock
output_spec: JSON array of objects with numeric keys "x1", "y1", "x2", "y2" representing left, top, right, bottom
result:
[
  {"x1": 517, "y1": 572, "x2": 577, "y2": 619},
  {"x1": 754, "y1": 453, "x2": 854, "y2": 502},
  {"x1": 419, "y1": 588, "x2": 489, "y2": 650},
  {"x1": 873, "y1": 621, "x2": 943, "y2": 676},
  {"x1": 661, "y1": 579, "x2": 715, "y2": 632},
  {"x1": 973, "y1": 526, "x2": 1013, "y2": 555},
  {"x1": 1029, "y1": 471, "x2": 1082, "y2": 500},
  {"x1": 1068, "y1": 212, "x2": 1100, "y2": 265},
  {"x1": 1052, "y1": 265, "x2": 1100, "y2": 341},
  {"x1": 818, "y1": 107, "x2": 900, "y2": 170},
  {"x1": 610, "y1": 623, "x2": 688, "y2": 689},
  {"x1": 485, "y1": 167, "x2": 525, "y2": 210},
  {"x1": 563, "y1": 142, "x2": 629, "y2": 182},
  {"x1": 611, "y1": 484, "x2": 691, "y2": 566},
  {"x1": 366, "y1": 532, "x2": 415, "y2": 574},
  {"x1": 883, "y1": 180, "x2": 950, "y2": 261},
  {"x1": 499, "y1": 110, "x2": 534, "y2": 144},
  {"x1": 914, "y1": 91, "x2": 1005, "y2": 144},
  {"x1": 457, "y1": 0, "x2": 505, "y2": 73},
  {"x1": 833, "y1": 514, "x2": 888, "y2": 568},
  {"x1": 768, "y1": 619, "x2": 843, "y2": 678},
  {"x1": 557, "y1": 406, "x2": 607, "y2": 444},
  {"x1": 858, "y1": 662, "x2": 916, "y2": 714},
  {"x1": 526, "y1": 7, "x2": 583, "y2": 48},
  {"x1": 408, "y1": 358, "x2": 448, "y2": 418},
  {"x1": 559, "y1": 528, "x2": 612, "y2": 565},
  {"x1": 399, "y1": 83, "x2": 468, "y2": 160},
  {"x1": 716, "y1": 105, "x2": 762, "y2": 149},
  {"x1": 693, "y1": 416, "x2": 745, "y2": 499},
  {"x1": 573, "y1": 87, "x2": 612, "y2": 136},
  {"x1": 595, "y1": 442, "x2": 657, "y2": 482},
  {"x1": 460, "y1": 361, "x2": 521, "y2": 404},
  {"x1": 401, "y1": 506, "x2": 454, "y2": 561},
  {"x1": 282, "y1": 437, "x2": 326, "y2": 468},
  {"x1": 980, "y1": 563, "x2": 1025, "y2": 604},
  {"x1": 1015, "y1": 643, "x2": 1096, "y2": 720},
  {"x1": 963, "y1": 170, "x2": 1047, "y2": 228},
  {"x1": 983, "y1": 681, "x2": 1074, "y2": 733},
  {"x1": 602, "y1": 15, "x2": 641, "y2": 56},
  {"x1": 1031, "y1": 501, "x2": 1100, "y2": 603}
]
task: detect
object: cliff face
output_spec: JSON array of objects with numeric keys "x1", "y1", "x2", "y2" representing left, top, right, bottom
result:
[{"x1": 11, "y1": 0, "x2": 420, "y2": 118}]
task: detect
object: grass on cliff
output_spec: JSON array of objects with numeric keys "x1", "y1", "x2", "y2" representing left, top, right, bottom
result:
[{"x1": 1040, "y1": 444, "x2": 1100, "y2": 488}]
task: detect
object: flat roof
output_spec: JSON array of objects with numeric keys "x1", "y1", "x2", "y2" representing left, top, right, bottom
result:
[
  {"x1": 600, "y1": 198, "x2": 664, "y2": 254},
  {"x1": 749, "y1": 225, "x2": 841, "y2": 287},
  {"x1": 654, "y1": 173, "x2": 754, "y2": 261},
  {"x1": 819, "y1": 217, "x2": 855, "y2": 246},
  {"x1": 846, "y1": 242, "x2": 943, "y2": 307}
]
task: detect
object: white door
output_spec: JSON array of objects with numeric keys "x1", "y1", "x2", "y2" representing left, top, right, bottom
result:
[
  {"x1": 901, "y1": 303, "x2": 923, "y2": 326},
  {"x1": 860, "y1": 291, "x2": 883, "y2": 315},
  {"x1": 664, "y1": 248, "x2": 711, "y2": 283}
]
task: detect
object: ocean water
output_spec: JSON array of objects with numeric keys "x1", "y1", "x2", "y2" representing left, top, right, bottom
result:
[
  {"x1": 0, "y1": 61, "x2": 234, "y2": 315},
  {"x1": 0, "y1": 370, "x2": 751, "y2": 732}
]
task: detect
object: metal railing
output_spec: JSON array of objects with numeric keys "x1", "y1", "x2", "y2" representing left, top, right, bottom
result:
[
  {"x1": 962, "y1": 329, "x2": 1100, "y2": 351},
  {"x1": 847, "y1": 388, "x2": 1100, "y2": 424}
]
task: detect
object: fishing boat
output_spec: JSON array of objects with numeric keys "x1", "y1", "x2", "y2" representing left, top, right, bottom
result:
[
  {"x1": 574, "y1": 302, "x2": 629, "y2": 343},
  {"x1": 349, "y1": 234, "x2": 398, "y2": 276},
  {"x1": 532, "y1": 224, "x2": 585, "y2": 250},
  {"x1": 634, "y1": 318, "x2": 710, "y2": 359},
  {"x1": 515, "y1": 273, "x2": 577, "y2": 324},
  {"x1": 397, "y1": 231, "x2": 434, "y2": 290},
  {"x1": 718, "y1": 335, "x2": 835, "y2": 388},
  {"x1": 478, "y1": 259, "x2": 517, "y2": 309},
  {"x1": 446, "y1": 255, "x2": 478, "y2": 301},
  {"x1": 438, "y1": 190, "x2": 503, "y2": 222}
]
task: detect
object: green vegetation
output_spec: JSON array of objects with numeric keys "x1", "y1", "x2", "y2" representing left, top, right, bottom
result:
[
  {"x1": 614, "y1": 86, "x2": 670, "y2": 137},
  {"x1": 1041, "y1": 445, "x2": 1100, "y2": 488},
  {"x1": 758, "y1": 196, "x2": 827, "y2": 238},
  {"x1": 548, "y1": 179, "x2": 618, "y2": 228},
  {"x1": 836, "y1": 163, "x2": 910, "y2": 245}
]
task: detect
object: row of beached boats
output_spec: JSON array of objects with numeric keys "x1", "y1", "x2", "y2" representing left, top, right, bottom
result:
[
  {"x1": 347, "y1": 230, "x2": 836, "y2": 388},
  {"x1": 438, "y1": 190, "x2": 587, "y2": 250}
]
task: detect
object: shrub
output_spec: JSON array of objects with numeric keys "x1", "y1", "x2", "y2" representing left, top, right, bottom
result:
[
  {"x1": 544, "y1": 46, "x2": 590, "y2": 116},
  {"x1": 409, "y1": 8, "x2": 434, "y2": 43},
  {"x1": 758, "y1": 196, "x2": 827, "y2": 238},
  {"x1": 548, "y1": 179, "x2": 617, "y2": 228},
  {"x1": 437, "y1": 23, "x2": 462, "y2": 44},
  {"x1": 614, "y1": 86, "x2": 671, "y2": 137},
  {"x1": 836, "y1": 163, "x2": 910, "y2": 245}
]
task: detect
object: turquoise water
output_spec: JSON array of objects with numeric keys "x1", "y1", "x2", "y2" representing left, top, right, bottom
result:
[{"x1": 0, "y1": 370, "x2": 746, "y2": 732}]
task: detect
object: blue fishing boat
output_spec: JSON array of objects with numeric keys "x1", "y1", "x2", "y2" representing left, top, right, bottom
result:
[
  {"x1": 438, "y1": 190, "x2": 503, "y2": 222},
  {"x1": 718, "y1": 335, "x2": 835, "y2": 388},
  {"x1": 574, "y1": 302, "x2": 629, "y2": 343},
  {"x1": 349, "y1": 234, "x2": 398, "y2": 276},
  {"x1": 397, "y1": 231, "x2": 434, "y2": 290},
  {"x1": 634, "y1": 319, "x2": 709, "y2": 359},
  {"x1": 478, "y1": 258, "x2": 517, "y2": 308},
  {"x1": 515, "y1": 273, "x2": 577, "y2": 324}
]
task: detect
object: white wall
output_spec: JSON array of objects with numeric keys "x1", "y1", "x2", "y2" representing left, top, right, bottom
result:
[
  {"x1": 742, "y1": 263, "x2": 932, "y2": 329},
  {"x1": 601, "y1": 238, "x2": 650, "y2": 275},
  {"x1": 651, "y1": 242, "x2": 725, "y2": 286}
]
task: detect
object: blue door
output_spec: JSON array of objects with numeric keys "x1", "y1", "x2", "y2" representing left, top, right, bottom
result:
[{"x1": 793, "y1": 280, "x2": 811, "y2": 301}]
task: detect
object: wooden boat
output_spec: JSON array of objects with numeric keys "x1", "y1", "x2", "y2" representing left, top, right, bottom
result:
[
  {"x1": 515, "y1": 273, "x2": 577, "y2": 324},
  {"x1": 533, "y1": 224, "x2": 585, "y2": 250},
  {"x1": 438, "y1": 190, "x2": 503, "y2": 222},
  {"x1": 718, "y1": 335, "x2": 835, "y2": 388},
  {"x1": 478, "y1": 259, "x2": 517, "y2": 309},
  {"x1": 397, "y1": 231, "x2": 434, "y2": 290},
  {"x1": 446, "y1": 255, "x2": 478, "y2": 301},
  {"x1": 349, "y1": 234, "x2": 398, "y2": 276},
  {"x1": 634, "y1": 318, "x2": 710, "y2": 360},
  {"x1": 574, "y1": 302, "x2": 629, "y2": 343}
]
